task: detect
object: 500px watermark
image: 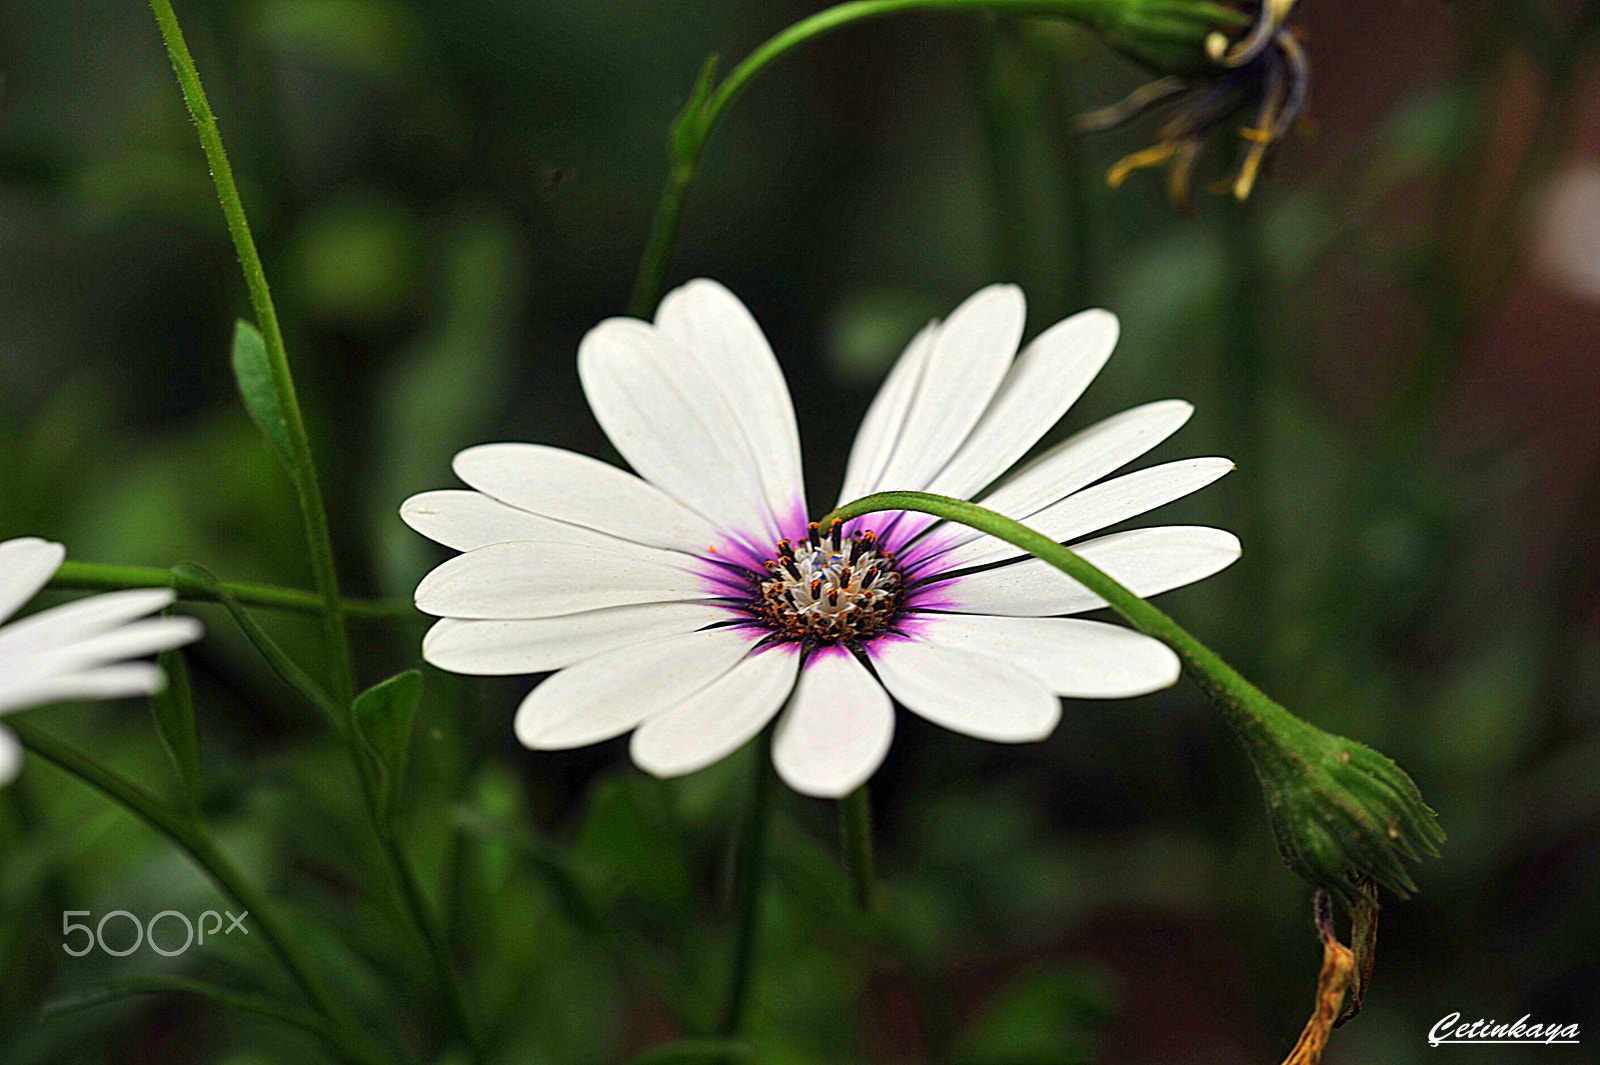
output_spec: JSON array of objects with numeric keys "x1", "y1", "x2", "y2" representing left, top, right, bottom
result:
[
  {"x1": 62, "y1": 910, "x2": 248, "y2": 957},
  {"x1": 1429, "y1": 1012, "x2": 1580, "y2": 1046}
]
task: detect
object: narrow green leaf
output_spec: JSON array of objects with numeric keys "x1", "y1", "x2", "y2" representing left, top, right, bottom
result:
[
  {"x1": 352, "y1": 669, "x2": 421, "y2": 820},
  {"x1": 671, "y1": 54, "x2": 720, "y2": 164},
  {"x1": 170, "y1": 562, "x2": 341, "y2": 728},
  {"x1": 624, "y1": 1039, "x2": 753, "y2": 1065},
  {"x1": 231, "y1": 319, "x2": 293, "y2": 466},
  {"x1": 149, "y1": 644, "x2": 202, "y2": 815}
]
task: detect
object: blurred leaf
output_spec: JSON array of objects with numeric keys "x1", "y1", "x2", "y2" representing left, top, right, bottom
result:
[
  {"x1": 149, "y1": 645, "x2": 201, "y2": 814},
  {"x1": 252, "y1": 0, "x2": 425, "y2": 77},
  {"x1": 574, "y1": 775, "x2": 691, "y2": 915},
  {"x1": 625, "y1": 1038, "x2": 754, "y2": 1065},
  {"x1": 352, "y1": 669, "x2": 421, "y2": 821},
  {"x1": 291, "y1": 193, "x2": 422, "y2": 322},
  {"x1": 950, "y1": 966, "x2": 1112, "y2": 1065},
  {"x1": 230, "y1": 320, "x2": 292, "y2": 468},
  {"x1": 370, "y1": 211, "x2": 524, "y2": 593}
]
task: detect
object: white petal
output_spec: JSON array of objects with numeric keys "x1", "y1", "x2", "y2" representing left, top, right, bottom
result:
[
  {"x1": 857, "y1": 285, "x2": 1026, "y2": 497},
  {"x1": 913, "y1": 614, "x2": 1180, "y2": 698},
  {"x1": 0, "y1": 538, "x2": 65, "y2": 625},
  {"x1": 932, "y1": 457, "x2": 1234, "y2": 570},
  {"x1": 923, "y1": 308, "x2": 1119, "y2": 503},
  {"x1": 630, "y1": 644, "x2": 800, "y2": 778},
  {"x1": 655, "y1": 279, "x2": 806, "y2": 525},
  {"x1": 578, "y1": 317, "x2": 792, "y2": 538},
  {"x1": 772, "y1": 648, "x2": 894, "y2": 798},
  {"x1": 449, "y1": 445, "x2": 721, "y2": 553},
  {"x1": 21, "y1": 617, "x2": 202, "y2": 679},
  {"x1": 924, "y1": 400, "x2": 1196, "y2": 556},
  {"x1": 835, "y1": 319, "x2": 938, "y2": 507},
  {"x1": 870, "y1": 638, "x2": 1059, "y2": 742},
  {"x1": 0, "y1": 725, "x2": 20, "y2": 784},
  {"x1": 932, "y1": 526, "x2": 1241, "y2": 616},
  {"x1": 514, "y1": 627, "x2": 754, "y2": 749},
  {"x1": 414, "y1": 541, "x2": 707, "y2": 619},
  {"x1": 0, "y1": 663, "x2": 166, "y2": 715},
  {"x1": 0, "y1": 588, "x2": 176, "y2": 654},
  {"x1": 423, "y1": 602, "x2": 732, "y2": 676}
]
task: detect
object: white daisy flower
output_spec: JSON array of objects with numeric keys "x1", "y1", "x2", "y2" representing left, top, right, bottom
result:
[
  {"x1": 0, "y1": 537, "x2": 205, "y2": 783},
  {"x1": 405, "y1": 281, "x2": 1239, "y2": 798}
]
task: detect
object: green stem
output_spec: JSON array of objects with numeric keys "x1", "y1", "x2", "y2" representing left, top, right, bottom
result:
[
  {"x1": 50, "y1": 561, "x2": 410, "y2": 620},
  {"x1": 718, "y1": 742, "x2": 776, "y2": 1036},
  {"x1": 145, "y1": 11, "x2": 482, "y2": 1054},
  {"x1": 147, "y1": 0, "x2": 356, "y2": 708},
  {"x1": 838, "y1": 785, "x2": 878, "y2": 912},
  {"x1": 628, "y1": 0, "x2": 1234, "y2": 316},
  {"x1": 11, "y1": 720, "x2": 388, "y2": 1065},
  {"x1": 378, "y1": 827, "x2": 483, "y2": 1059},
  {"x1": 44, "y1": 975, "x2": 367, "y2": 1063},
  {"x1": 822, "y1": 491, "x2": 1305, "y2": 757}
]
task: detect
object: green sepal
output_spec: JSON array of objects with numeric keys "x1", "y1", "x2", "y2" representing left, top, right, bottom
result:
[
  {"x1": 1255, "y1": 718, "x2": 1446, "y2": 910},
  {"x1": 352, "y1": 670, "x2": 422, "y2": 822},
  {"x1": 230, "y1": 319, "x2": 293, "y2": 467}
]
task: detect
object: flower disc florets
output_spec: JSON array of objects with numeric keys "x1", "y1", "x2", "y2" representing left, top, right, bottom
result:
[{"x1": 752, "y1": 519, "x2": 903, "y2": 645}]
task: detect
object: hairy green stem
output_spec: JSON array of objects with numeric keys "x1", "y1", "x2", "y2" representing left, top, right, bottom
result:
[
  {"x1": 146, "y1": 10, "x2": 481, "y2": 1053},
  {"x1": 146, "y1": 0, "x2": 356, "y2": 708},
  {"x1": 718, "y1": 744, "x2": 776, "y2": 1036},
  {"x1": 838, "y1": 785, "x2": 878, "y2": 911},
  {"x1": 628, "y1": 0, "x2": 1235, "y2": 315},
  {"x1": 12, "y1": 720, "x2": 388, "y2": 1065},
  {"x1": 50, "y1": 561, "x2": 409, "y2": 619}
]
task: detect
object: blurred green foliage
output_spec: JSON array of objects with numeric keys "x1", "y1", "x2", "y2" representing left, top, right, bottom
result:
[{"x1": 2, "y1": 1, "x2": 1599, "y2": 1063}]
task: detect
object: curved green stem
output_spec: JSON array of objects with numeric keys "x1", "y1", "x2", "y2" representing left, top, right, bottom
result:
[
  {"x1": 147, "y1": 0, "x2": 356, "y2": 708},
  {"x1": 628, "y1": 0, "x2": 1235, "y2": 315},
  {"x1": 11, "y1": 720, "x2": 389, "y2": 1065},
  {"x1": 823, "y1": 491, "x2": 1443, "y2": 904},
  {"x1": 824, "y1": 490, "x2": 1281, "y2": 734},
  {"x1": 50, "y1": 561, "x2": 410, "y2": 620},
  {"x1": 838, "y1": 785, "x2": 878, "y2": 912}
]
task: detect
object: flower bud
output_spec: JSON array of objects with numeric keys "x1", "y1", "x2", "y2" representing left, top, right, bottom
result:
[{"x1": 1246, "y1": 711, "x2": 1445, "y2": 910}]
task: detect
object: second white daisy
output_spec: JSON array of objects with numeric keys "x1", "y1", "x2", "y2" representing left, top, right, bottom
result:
[{"x1": 0, "y1": 537, "x2": 205, "y2": 783}]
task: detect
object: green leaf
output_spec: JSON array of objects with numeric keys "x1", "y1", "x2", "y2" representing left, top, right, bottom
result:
[
  {"x1": 352, "y1": 669, "x2": 422, "y2": 821},
  {"x1": 169, "y1": 562, "x2": 340, "y2": 726},
  {"x1": 230, "y1": 319, "x2": 292, "y2": 466},
  {"x1": 624, "y1": 1038, "x2": 754, "y2": 1065},
  {"x1": 149, "y1": 644, "x2": 202, "y2": 815}
]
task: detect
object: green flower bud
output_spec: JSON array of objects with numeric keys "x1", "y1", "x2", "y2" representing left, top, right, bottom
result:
[{"x1": 1239, "y1": 708, "x2": 1446, "y2": 910}]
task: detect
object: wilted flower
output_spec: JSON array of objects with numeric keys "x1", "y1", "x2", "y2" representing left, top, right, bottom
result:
[
  {"x1": 0, "y1": 538, "x2": 204, "y2": 783},
  {"x1": 1078, "y1": 0, "x2": 1310, "y2": 206},
  {"x1": 405, "y1": 280, "x2": 1239, "y2": 797}
]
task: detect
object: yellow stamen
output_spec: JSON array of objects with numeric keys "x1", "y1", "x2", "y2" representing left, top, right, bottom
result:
[{"x1": 1106, "y1": 142, "x2": 1177, "y2": 189}]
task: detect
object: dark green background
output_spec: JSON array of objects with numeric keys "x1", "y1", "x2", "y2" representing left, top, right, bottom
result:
[{"x1": 1, "y1": 1, "x2": 1596, "y2": 1062}]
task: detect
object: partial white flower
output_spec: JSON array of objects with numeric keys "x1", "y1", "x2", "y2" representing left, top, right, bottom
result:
[
  {"x1": 405, "y1": 281, "x2": 1239, "y2": 798},
  {"x1": 0, "y1": 538, "x2": 205, "y2": 783}
]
